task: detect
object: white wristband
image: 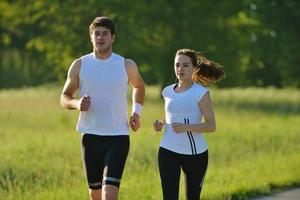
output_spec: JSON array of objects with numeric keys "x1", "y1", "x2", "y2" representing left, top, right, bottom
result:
[{"x1": 132, "y1": 103, "x2": 142, "y2": 116}]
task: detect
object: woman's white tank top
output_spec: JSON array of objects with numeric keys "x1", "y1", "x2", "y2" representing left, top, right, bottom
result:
[
  {"x1": 76, "y1": 52, "x2": 129, "y2": 136},
  {"x1": 160, "y1": 83, "x2": 209, "y2": 155}
]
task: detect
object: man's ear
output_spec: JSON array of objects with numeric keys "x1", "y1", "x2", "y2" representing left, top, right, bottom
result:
[
  {"x1": 112, "y1": 35, "x2": 115, "y2": 42},
  {"x1": 89, "y1": 33, "x2": 93, "y2": 42}
]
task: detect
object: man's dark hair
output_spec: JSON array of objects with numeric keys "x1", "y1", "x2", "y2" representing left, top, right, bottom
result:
[{"x1": 89, "y1": 16, "x2": 115, "y2": 35}]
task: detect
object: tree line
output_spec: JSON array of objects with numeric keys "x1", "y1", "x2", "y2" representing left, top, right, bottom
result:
[{"x1": 0, "y1": 0, "x2": 299, "y2": 89}]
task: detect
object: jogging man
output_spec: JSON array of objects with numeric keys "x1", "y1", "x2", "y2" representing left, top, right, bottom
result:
[{"x1": 60, "y1": 16, "x2": 145, "y2": 200}]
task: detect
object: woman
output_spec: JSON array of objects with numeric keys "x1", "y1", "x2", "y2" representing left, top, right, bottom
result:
[{"x1": 153, "y1": 48, "x2": 225, "y2": 200}]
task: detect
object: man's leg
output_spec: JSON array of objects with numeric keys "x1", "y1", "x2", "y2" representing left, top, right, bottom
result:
[
  {"x1": 82, "y1": 134, "x2": 107, "y2": 200},
  {"x1": 102, "y1": 136, "x2": 130, "y2": 200},
  {"x1": 102, "y1": 185, "x2": 118, "y2": 200},
  {"x1": 89, "y1": 189, "x2": 101, "y2": 200}
]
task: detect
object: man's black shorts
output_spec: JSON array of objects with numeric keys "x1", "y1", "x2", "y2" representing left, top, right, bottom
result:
[{"x1": 81, "y1": 134, "x2": 130, "y2": 190}]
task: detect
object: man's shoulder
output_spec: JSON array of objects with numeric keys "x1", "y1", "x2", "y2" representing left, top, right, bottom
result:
[
  {"x1": 80, "y1": 53, "x2": 93, "y2": 60},
  {"x1": 124, "y1": 58, "x2": 137, "y2": 70},
  {"x1": 112, "y1": 52, "x2": 124, "y2": 59}
]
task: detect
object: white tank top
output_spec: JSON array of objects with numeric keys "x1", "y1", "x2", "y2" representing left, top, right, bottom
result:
[
  {"x1": 160, "y1": 83, "x2": 208, "y2": 155},
  {"x1": 76, "y1": 52, "x2": 129, "y2": 136}
]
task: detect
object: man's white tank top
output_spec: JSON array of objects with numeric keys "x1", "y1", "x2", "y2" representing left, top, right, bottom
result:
[
  {"x1": 160, "y1": 83, "x2": 209, "y2": 155},
  {"x1": 76, "y1": 52, "x2": 129, "y2": 136}
]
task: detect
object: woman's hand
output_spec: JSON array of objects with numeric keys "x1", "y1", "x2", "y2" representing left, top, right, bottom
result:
[
  {"x1": 153, "y1": 120, "x2": 165, "y2": 132},
  {"x1": 171, "y1": 123, "x2": 188, "y2": 134}
]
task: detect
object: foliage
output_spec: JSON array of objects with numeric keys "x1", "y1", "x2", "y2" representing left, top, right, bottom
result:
[{"x1": 0, "y1": 0, "x2": 299, "y2": 88}]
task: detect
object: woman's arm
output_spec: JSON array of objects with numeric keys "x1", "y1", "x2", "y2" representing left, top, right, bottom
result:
[
  {"x1": 172, "y1": 92, "x2": 216, "y2": 133},
  {"x1": 153, "y1": 119, "x2": 166, "y2": 132}
]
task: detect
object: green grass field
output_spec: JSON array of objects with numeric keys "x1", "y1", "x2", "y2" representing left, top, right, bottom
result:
[{"x1": 0, "y1": 85, "x2": 299, "y2": 200}]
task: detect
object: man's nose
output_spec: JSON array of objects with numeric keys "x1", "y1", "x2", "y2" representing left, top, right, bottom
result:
[{"x1": 97, "y1": 34, "x2": 104, "y2": 39}]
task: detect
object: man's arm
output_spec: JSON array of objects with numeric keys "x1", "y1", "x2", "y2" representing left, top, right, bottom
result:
[
  {"x1": 125, "y1": 59, "x2": 145, "y2": 131},
  {"x1": 60, "y1": 59, "x2": 87, "y2": 110}
]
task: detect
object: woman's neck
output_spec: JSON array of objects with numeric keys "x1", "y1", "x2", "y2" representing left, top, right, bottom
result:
[{"x1": 176, "y1": 80, "x2": 194, "y2": 92}]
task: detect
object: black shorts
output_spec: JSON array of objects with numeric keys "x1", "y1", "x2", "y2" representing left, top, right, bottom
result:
[{"x1": 81, "y1": 134, "x2": 130, "y2": 190}]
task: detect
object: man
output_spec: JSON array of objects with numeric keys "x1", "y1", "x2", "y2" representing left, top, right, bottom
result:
[{"x1": 60, "y1": 16, "x2": 145, "y2": 200}]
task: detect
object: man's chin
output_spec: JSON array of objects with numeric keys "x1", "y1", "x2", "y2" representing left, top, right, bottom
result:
[{"x1": 98, "y1": 47, "x2": 111, "y2": 54}]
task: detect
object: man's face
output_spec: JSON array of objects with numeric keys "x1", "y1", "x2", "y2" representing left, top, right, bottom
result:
[{"x1": 90, "y1": 26, "x2": 115, "y2": 53}]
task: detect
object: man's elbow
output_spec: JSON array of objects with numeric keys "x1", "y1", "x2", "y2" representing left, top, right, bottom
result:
[
  {"x1": 208, "y1": 122, "x2": 216, "y2": 132},
  {"x1": 137, "y1": 81, "x2": 145, "y2": 91},
  {"x1": 60, "y1": 95, "x2": 66, "y2": 108},
  {"x1": 134, "y1": 83, "x2": 145, "y2": 94},
  {"x1": 60, "y1": 94, "x2": 71, "y2": 109},
  {"x1": 210, "y1": 125, "x2": 216, "y2": 132}
]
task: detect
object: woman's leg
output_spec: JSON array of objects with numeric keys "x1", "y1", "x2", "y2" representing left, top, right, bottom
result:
[
  {"x1": 158, "y1": 147, "x2": 181, "y2": 200},
  {"x1": 182, "y1": 150, "x2": 208, "y2": 200}
]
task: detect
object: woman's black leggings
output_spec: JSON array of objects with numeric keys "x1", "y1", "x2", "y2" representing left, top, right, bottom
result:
[{"x1": 158, "y1": 147, "x2": 208, "y2": 200}]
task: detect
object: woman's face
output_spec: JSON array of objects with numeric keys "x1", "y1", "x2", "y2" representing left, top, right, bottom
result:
[{"x1": 174, "y1": 55, "x2": 194, "y2": 82}]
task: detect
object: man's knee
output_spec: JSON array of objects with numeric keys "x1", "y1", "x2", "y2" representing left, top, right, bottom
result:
[
  {"x1": 89, "y1": 189, "x2": 101, "y2": 200},
  {"x1": 102, "y1": 185, "x2": 119, "y2": 200}
]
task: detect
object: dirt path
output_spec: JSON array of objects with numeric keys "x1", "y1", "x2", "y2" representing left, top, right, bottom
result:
[{"x1": 250, "y1": 188, "x2": 300, "y2": 200}]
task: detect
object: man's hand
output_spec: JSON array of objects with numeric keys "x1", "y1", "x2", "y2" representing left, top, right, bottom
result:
[
  {"x1": 130, "y1": 113, "x2": 140, "y2": 132},
  {"x1": 76, "y1": 95, "x2": 91, "y2": 111},
  {"x1": 171, "y1": 123, "x2": 188, "y2": 134}
]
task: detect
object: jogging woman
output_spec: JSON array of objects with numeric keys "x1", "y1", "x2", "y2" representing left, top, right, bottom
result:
[{"x1": 153, "y1": 48, "x2": 225, "y2": 200}]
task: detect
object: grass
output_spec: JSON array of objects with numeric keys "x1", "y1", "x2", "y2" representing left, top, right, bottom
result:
[{"x1": 0, "y1": 85, "x2": 299, "y2": 199}]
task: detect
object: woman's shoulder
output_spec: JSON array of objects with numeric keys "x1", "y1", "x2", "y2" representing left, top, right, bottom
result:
[
  {"x1": 162, "y1": 84, "x2": 176, "y2": 96},
  {"x1": 193, "y1": 83, "x2": 209, "y2": 101},
  {"x1": 164, "y1": 84, "x2": 176, "y2": 90},
  {"x1": 193, "y1": 82, "x2": 208, "y2": 91}
]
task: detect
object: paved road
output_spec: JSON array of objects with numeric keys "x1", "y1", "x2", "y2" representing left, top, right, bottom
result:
[{"x1": 250, "y1": 188, "x2": 300, "y2": 200}]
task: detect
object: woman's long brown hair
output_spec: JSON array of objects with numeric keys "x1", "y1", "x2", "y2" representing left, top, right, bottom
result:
[{"x1": 176, "y1": 49, "x2": 225, "y2": 86}]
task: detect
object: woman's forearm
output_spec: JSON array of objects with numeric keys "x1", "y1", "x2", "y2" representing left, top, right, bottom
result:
[{"x1": 186, "y1": 121, "x2": 216, "y2": 133}]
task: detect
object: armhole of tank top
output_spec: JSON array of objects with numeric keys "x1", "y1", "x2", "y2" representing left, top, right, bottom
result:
[
  {"x1": 196, "y1": 85, "x2": 208, "y2": 103},
  {"x1": 123, "y1": 58, "x2": 129, "y2": 82},
  {"x1": 162, "y1": 87, "x2": 166, "y2": 98},
  {"x1": 162, "y1": 85, "x2": 172, "y2": 98},
  {"x1": 78, "y1": 57, "x2": 83, "y2": 80}
]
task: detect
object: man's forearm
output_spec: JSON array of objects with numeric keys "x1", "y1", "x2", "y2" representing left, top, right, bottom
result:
[
  {"x1": 132, "y1": 86, "x2": 145, "y2": 105},
  {"x1": 60, "y1": 93, "x2": 78, "y2": 110}
]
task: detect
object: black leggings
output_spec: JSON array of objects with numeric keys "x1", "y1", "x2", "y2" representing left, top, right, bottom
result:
[{"x1": 158, "y1": 147, "x2": 208, "y2": 200}]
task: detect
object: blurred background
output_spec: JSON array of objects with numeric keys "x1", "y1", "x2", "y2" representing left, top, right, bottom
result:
[
  {"x1": 1, "y1": 1, "x2": 300, "y2": 199},
  {"x1": 1, "y1": 0, "x2": 299, "y2": 89}
]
